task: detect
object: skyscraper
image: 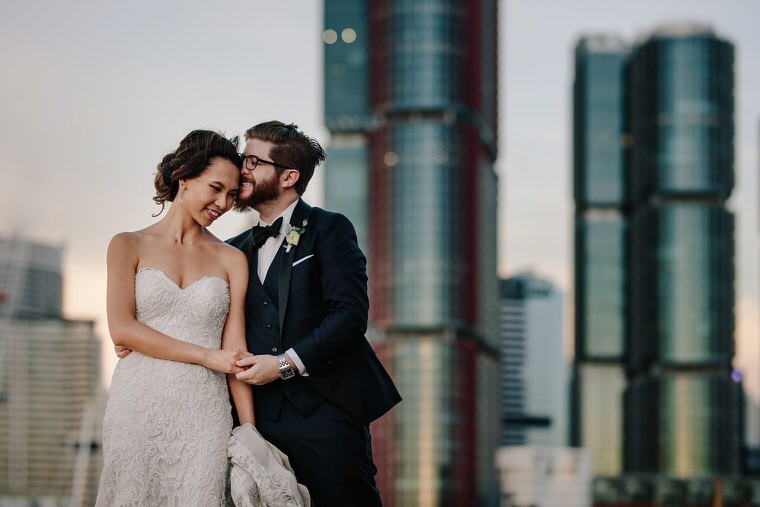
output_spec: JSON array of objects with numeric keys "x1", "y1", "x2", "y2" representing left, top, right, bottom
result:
[
  {"x1": 323, "y1": 0, "x2": 372, "y2": 251},
  {"x1": 0, "y1": 236, "x2": 63, "y2": 320},
  {"x1": 624, "y1": 24, "x2": 740, "y2": 476},
  {"x1": 499, "y1": 272, "x2": 566, "y2": 447},
  {"x1": 573, "y1": 24, "x2": 742, "y2": 482},
  {"x1": 0, "y1": 236, "x2": 104, "y2": 505},
  {"x1": 571, "y1": 34, "x2": 628, "y2": 475},
  {"x1": 323, "y1": 1, "x2": 500, "y2": 505}
]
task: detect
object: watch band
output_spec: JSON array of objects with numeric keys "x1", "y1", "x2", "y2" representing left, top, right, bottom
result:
[{"x1": 277, "y1": 354, "x2": 295, "y2": 380}]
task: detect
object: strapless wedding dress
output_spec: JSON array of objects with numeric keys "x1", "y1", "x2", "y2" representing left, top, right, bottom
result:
[{"x1": 96, "y1": 268, "x2": 233, "y2": 507}]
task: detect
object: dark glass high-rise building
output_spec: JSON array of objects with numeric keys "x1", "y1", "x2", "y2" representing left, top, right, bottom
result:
[
  {"x1": 323, "y1": 0, "x2": 372, "y2": 251},
  {"x1": 573, "y1": 24, "x2": 742, "y2": 481},
  {"x1": 323, "y1": 1, "x2": 500, "y2": 505},
  {"x1": 571, "y1": 34, "x2": 628, "y2": 475},
  {"x1": 624, "y1": 24, "x2": 741, "y2": 476}
]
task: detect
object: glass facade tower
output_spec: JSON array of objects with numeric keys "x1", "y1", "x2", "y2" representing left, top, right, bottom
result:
[
  {"x1": 574, "y1": 25, "x2": 740, "y2": 479},
  {"x1": 624, "y1": 25, "x2": 740, "y2": 476},
  {"x1": 574, "y1": 25, "x2": 741, "y2": 483},
  {"x1": 571, "y1": 35, "x2": 628, "y2": 475},
  {"x1": 323, "y1": 0, "x2": 372, "y2": 251},
  {"x1": 324, "y1": 1, "x2": 500, "y2": 505}
]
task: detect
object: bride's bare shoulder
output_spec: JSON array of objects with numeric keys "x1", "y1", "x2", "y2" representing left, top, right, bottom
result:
[
  {"x1": 109, "y1": 227, "x2": 155, "y2": 249},
  {"x1": 109, "y1": 231, "x2": 139, "y2": 249},
  {"x1": 106, "y1": 232, "x2": 143, "y2": 270},
  {"x1": 108, "y1": 226, "x2": 165, "y2": 262},
  {"x1": 206, "y1": 239, "x2": 247, "y2": 275},
  {"x1": 211, "y1": 239, "x2": 246, "y2": 261}
]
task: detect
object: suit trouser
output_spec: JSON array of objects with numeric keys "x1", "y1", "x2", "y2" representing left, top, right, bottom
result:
[{"x1": 257, "y1": 398, "x2": 382, "y2": 507}]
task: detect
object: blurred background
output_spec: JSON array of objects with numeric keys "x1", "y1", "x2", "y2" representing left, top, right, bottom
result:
[{"x1": 0, "y1": 0, "x2": 758, "y2": 505}]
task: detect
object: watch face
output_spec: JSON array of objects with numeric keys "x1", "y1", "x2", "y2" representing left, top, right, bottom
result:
[{"x1": 278, "y1": 355, "x2": 295, "y2": 380}]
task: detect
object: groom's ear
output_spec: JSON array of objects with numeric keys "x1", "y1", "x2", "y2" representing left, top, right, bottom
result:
[{"x1": 281, "y1": 169, "x2": 300, "y2": 189}]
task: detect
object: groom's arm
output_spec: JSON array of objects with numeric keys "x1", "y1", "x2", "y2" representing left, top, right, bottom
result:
[{"x1": 290, "y1": 212, "x2": 369, "y2": 372}]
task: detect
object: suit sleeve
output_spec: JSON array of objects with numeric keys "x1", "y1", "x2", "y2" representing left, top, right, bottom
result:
[{"x1": 291, "y1": 213, "x2": 369, "y2": 371}]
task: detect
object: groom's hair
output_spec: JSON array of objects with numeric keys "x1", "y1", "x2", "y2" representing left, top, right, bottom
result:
[{"x1": 245, "y1": 121, "x2": 326, "y2": 195}]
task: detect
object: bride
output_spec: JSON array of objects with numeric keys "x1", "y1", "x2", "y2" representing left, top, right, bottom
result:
[{"x1": 96, "y1": 130, "x2": 254, "y2": 506}]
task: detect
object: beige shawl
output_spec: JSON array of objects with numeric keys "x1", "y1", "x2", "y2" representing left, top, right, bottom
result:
[{"x1": 228, "y1": 424, "x2": 311, "y2": 507}]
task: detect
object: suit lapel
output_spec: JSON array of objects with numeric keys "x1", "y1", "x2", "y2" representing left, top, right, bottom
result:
[
  {"x1": 242, "y1": 230, "x2": 259, "y2": 282},
  {"x1": 277, "y1": 199, "x2": 313, "y2": 338}
]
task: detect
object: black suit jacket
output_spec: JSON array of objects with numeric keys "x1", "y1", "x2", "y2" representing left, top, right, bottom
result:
[{"x1": 227, "y1": 199, "x2": 401, "y2": 424}]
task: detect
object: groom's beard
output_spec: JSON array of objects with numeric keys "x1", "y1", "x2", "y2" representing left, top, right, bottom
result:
[{"x1": 234, "y1": 172, "x2": 280, "y2": 212}]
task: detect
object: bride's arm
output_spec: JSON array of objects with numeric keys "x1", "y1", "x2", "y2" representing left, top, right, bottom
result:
[
  {"x1": 106, "y1": 233, "x2": 245, "y2": 374},
  {"x1": 222, "y1": 248, "x2": 255, "y2": 425}
]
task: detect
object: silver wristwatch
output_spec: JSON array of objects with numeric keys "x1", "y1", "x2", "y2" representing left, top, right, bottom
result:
[{"x1": 277, "y1": 354, "x2": 296, "y2": 380}]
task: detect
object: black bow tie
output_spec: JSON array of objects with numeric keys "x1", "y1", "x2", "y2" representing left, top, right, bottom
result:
[{"x1": 251, "y1": 217, "x2": 283, "y2": 249}]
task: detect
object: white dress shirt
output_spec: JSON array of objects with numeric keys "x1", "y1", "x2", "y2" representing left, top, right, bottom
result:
[{"x1": 255, "y1": 200, "x2": 298, "y2": 284}]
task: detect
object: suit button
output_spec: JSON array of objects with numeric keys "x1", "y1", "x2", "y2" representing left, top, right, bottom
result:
[
  {"x1": 262, "y1": 301, "x2": 269, "y2": 307},
  {"x1": 276, "y1": 395, "x2": 283, "y2": 402},
  {"x1": 272, "y1": 347, "x2": 278, "y2": 353},
  {"x1": 266, "y1": 324, "x2": 272, "y2": 330}
]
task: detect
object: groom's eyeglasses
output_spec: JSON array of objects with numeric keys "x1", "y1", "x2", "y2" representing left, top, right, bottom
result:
[{"x1": 241, "y1": 154, "x2": 290, "y2": 171}]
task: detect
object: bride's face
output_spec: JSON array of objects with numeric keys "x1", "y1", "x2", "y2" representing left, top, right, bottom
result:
[{"x1": 181, "y1": 157, "x2": 240, "y2": 226}]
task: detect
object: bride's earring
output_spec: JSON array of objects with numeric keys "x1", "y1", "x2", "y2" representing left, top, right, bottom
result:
[{"x1": 178, "y1": 186, "x2": 184, "y2": 204}]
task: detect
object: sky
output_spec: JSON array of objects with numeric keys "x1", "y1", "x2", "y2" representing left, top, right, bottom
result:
[{"x1": 1, "y1": 0, "x2": 758, "y2": 396}]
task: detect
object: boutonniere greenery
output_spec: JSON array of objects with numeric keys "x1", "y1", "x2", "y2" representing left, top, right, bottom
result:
[{"x1": 284, "y1": 219, "x2": 308, "y2": 253}]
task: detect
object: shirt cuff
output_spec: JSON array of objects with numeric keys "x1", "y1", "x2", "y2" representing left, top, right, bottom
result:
[{"x1": 286, "y1": 348, "x2": 308, "y2": 376}]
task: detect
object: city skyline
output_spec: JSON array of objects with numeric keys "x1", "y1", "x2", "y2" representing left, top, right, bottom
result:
[{"x1": 0, "y1": 1, "x2": 757, "y2": 398}]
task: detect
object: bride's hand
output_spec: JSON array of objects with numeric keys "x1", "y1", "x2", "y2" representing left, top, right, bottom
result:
[
  {"x1": 204, "y1": 349, "x2": 250, "y2": 374},
  {"x1": 114, "y1": 345, "x2": 132, "y2": 359}
]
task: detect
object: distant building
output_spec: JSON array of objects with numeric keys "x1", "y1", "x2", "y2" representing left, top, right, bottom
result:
[
  {"x1": 0, "y1": 236, "x2": 63, "y2": 319},
  {"x1": 591, "y1": 475, "x2": 760, "y2": 506},
  {"x1": 495, "y1": 446, "x2": 592, "y2": 507},
  {"x1": 573, "y1": 24, "x2": 742, "y2": 482},
  {"x1": 0, "y1": 236, "x2": 104, "y2": 506},
  {"x1": 624, "y1": 24, "x2": 740, "y2": 476},
  {"x1": 499, "y1": 273, "x2": 566, "y2": 447},
  {"x1": 323, "y1": 0, "x2": 501, "y2": 505},
  {"x1": 571, "y1": 34, "x2": 628, "y2": 475}
]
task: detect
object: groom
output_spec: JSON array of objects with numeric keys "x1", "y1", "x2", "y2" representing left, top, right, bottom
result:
[{"x1": 228, "y1": 121, "x2": 401, "y2": 506}]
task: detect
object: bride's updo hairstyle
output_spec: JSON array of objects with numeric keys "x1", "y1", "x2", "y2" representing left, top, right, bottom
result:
[{"x1": 153, "y1": 130, "x2": 242, "y2": 215}]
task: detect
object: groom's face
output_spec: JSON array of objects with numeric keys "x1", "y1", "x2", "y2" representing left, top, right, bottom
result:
[{"x1": 236, "y1": 138, "x2": 281, "y2": 211}]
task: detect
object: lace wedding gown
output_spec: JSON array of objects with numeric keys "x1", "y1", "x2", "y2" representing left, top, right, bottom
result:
[{"x1": 96, "y1": 268, "x2": 233, "y2": 507}]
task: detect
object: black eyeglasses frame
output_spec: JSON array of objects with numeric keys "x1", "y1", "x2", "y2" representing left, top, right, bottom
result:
[{"x1": 240, "y1": 154, "x2": 292, "y2": 171}]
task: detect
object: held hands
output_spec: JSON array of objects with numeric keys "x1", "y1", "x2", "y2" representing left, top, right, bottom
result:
[
  {"x1": 112, "y1": 345, "x2": 251, "y2": 375},
  {"x1": 204, "y1": 349, "x2": 252, "y2": 375},
  {"x1": 235, "y1": 354, "x2": 280, "y2": 385}
]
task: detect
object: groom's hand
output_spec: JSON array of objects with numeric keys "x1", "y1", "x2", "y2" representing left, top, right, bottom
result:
[{"x1": 235, "y1": 354, "x2": 279, "y2": 385}]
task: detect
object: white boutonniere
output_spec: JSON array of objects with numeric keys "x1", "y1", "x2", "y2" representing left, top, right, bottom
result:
[{"x1": 284, "y1": 219, "x2": 308, "y2": 253}]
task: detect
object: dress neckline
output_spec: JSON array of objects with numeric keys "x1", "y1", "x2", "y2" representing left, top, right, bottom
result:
[{"x1": 136, "y1": 267, "x2": 228, "y2": 291}]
